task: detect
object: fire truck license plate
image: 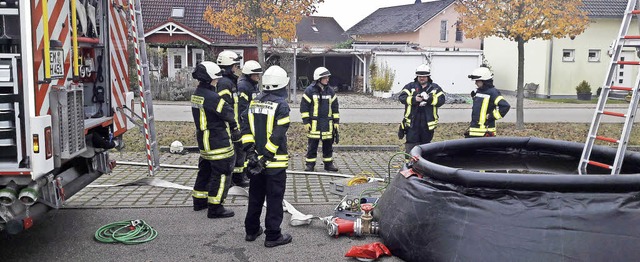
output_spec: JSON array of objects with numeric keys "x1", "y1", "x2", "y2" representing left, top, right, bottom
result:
[{"x1": 50, "y1": 49, "x2": 64, "y2": 78}]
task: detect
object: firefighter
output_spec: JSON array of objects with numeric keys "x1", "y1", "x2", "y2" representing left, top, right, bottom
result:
[
  {"x1": 241, "y1": 65, "x2": 292, "y2": 247},
  {"x1": 398, "y1": 64, "x2": 446, "y2": 155},
  {"x1": 190, "y1": 61, "x2": 242, "y2": 218},
  {"x1": 465, "y1": 67, "x2": 511, "y2": 137},
  {"x1": 216, "y1": 50, "x2": 250, "y2": 187},
  {"x1": 236, "y1": 60, "x2": 263, "y2": 182},
  {"x1": 300, "y1": 67, "x2": 340, "y2": 172}
]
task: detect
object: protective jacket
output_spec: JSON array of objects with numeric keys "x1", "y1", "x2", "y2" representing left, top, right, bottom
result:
[
  {"x1": 300, "y1": 82, "x2": 339, "y2": 139},
  {"x1": 217, "y1": 69, "x2": 239, "y2": 121},
  {"x1": 469, "y1": 81, "x2": 510, "y2": 137},
  {"x1": 398, "y1": 80, "x2": 445, "y2": 131},
  {"x1": 241, "y1": 89, "x2": 291, "y2": 169},
  {"x1": 191, "y1": 82, "x2": 237, "y2": 160},
  {"x1": 237, "y1": 74, "x2": 259, "y2": 123}
]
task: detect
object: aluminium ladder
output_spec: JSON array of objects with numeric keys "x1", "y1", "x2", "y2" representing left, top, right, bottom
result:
[
  {"x1": 127, "y1": 0, "x2": 160, "y2": 176},
  {"x1": 579, "y1": 0, "x2": 640, "y2": 175}
]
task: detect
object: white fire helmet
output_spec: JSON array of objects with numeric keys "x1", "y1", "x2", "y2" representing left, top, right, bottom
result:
[
  {"x1": 242, "y1": 60, "x2": 263, "y2": 75},
  {"x1": 313, "y1": 67, "x2": 331, "y2": 80},
  {"x1": 468, "y1": 67, "x2": 493, "y2": 81},
  {"x1": 216, "y1": 50, "x2": 242, "y2": 66},
  {"x1": 195, "y1": 61, "x2": 222, "y2": 80},
  {"x1": 170, "y1": 141, "x2": 184, "y2": 154},
  {"x1": 262, "y1": 66, "x2": 290, "y2": 91},
  {"x1": 415, "y1": 64, "x2": 431, "y2": 77}
]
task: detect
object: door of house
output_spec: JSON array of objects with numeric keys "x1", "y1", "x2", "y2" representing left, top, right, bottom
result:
[
  {"x1": 167, "y1": 48, "x2": 186, "y2": 78},
  {"x1": 615, "y1": 51, "x2": 634, "y2": 87}
]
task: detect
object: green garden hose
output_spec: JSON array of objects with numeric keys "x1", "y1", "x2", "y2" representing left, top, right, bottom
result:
[{"x1": 94, "y1": 219, "x2": 157, "y2": 244}]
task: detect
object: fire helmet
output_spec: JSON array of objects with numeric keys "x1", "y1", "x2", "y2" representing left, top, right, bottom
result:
[
  {"x1": 468, "y1": 67, "x2": 493, "y2": 81},
  {"x1": 242, "y1": 60, "x2": 263, "y2": 75},
  {"x1": 313, "y1": 67, "x2": 331, "y2": 81},
  {"x1": 216, "y1": 50, "x2": 242, "y2": 66},
  {"x1": 262, "y1": 66, "x2": 290, "y2": 91},
  {"x1": 192, "y1": 61, "x2": 222, "y2": 83}
]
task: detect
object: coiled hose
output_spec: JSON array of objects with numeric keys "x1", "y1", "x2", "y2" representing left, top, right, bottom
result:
[{"x1": 94, "y1": 219, "x2": 157, "y2": 244}]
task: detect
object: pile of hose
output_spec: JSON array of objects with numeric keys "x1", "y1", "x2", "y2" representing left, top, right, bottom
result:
[{"x1": 94, "y1": 219, "x2": 157, "y2": 244}]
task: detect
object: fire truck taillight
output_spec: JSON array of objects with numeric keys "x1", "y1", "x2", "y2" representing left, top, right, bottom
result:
[
  {"x1": 33, "y1": 134, "x2": 39, "y2": 153},
  {"x1": 45, "y1": 127, "x2": 52, "y2": 159}
]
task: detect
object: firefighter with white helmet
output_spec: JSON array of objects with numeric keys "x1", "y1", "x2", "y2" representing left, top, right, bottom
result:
[
  {"x1": 398, "y1": 63, "x2": 446, "y2": 156},
  {"x1": 216, "y1": 50, "x2": 250, "y2": 187},
  {"x1": 465, "y1": 66, "x2": 510, "y2": 137},
  {"x1": 190, "y1": 61, "x2": 241, "y2": 218},
  {"x1": 300, "y1": 67, "x2": 340, "y2": 172},
  {"x1": 240, "y1": 65, "x2": 293, "y2": 247},
  {"x1": 233, "y1": 60, "x2": 263, "y2": 187}
]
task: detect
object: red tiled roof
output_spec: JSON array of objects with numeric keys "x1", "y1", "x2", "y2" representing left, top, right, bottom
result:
[{"x1": 140, "y1": 0, "x2": 256, "y2": 45}]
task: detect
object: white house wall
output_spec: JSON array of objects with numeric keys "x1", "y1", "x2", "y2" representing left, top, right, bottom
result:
[
  {"x1": 374, "y1": 51, "x2": 482, "y2": 94},
  {"x1": 551, "y1": 18, "x2": 639, "y2": 96},
  {"x1": 484, "y1": 37, "x2": 550, "y2": 96},
  {"x1": 484, "y1": 18, "x2": 640, "y2": 97}
]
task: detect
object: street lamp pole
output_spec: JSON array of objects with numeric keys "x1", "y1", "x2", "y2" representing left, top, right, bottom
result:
[{"x1": 292, "y1": 38, "x2": 298, "y2": 104}]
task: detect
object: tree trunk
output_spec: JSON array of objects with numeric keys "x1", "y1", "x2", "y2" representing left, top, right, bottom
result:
[
  {"x1": 256, "y1": 27, "x2": 264, "y2": 90},
  {"x1": 256, "y1": 27, "x2": 264, "y2": 67},
  {"x1": 516, "y1": 38, "x2": 525, "y2": 129}
]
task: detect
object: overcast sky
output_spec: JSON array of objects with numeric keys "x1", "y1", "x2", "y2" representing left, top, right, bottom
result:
[{"x1": 314, "y1": 0, "x2": 417, "y2": 31}]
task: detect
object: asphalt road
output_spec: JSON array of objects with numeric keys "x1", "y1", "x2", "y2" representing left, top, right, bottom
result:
[
  {"x1": 150, "y1": 104, "x2": 636, "y2": 123},
  {"x1": 0, "y1": 206, "x2": 400, "y2": 262}
]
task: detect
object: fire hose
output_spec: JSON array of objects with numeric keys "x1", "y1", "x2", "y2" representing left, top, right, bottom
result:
[{"x1": 94, "y1": 219, "x2": 158, "y2": 244}]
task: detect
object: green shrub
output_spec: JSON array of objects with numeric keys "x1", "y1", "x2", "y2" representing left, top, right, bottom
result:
[
  {"x1": 371, "y1": 62, "x2": 395, "y2": 92},
  {"x1": 576, "y1": 80, "x2": 592, "y2": 94}
]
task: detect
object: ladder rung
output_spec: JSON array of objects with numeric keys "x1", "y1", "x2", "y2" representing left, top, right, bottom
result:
[
  {"x1": 595, "y1": 135, "x2": 619, "y2": 143},
  {"x1": 602, "y1": 110, "x2": 626, "y2": 117},
  {"x1": 610, "y1": 85, "x2": 633, "y2": 91},
  {"x1": 624, "y1": 35, "x2": 640, "y2": 39},
  {"x1": 632, "y1": 10, "x2": 640, "y2": 14},
  {"x1": 617, "y1": 61, "x2": 640, "y2": 65},
  {"x1": 587, "y1": 160, "x2": 613, "y2": 170}
]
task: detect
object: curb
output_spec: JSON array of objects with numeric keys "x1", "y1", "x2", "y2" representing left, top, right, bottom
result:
[{"x1": 160, "y1": 145, "x2": 400, "y2": 153}]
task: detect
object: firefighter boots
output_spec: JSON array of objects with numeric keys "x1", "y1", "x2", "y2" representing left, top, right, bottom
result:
[
  {"x1": 245, "y1": 227, "x2": 264, "y2": 242},
  {"x1": 207, "y1": 205, "x2": 235, "y2": 218},
  {"x1": 304, "y1": 163, "x2": 315, "y2": 172},
  {"x1": 324, "y1": 162, "x2": 339, "y2": 172},
  {"x1": 264, "y1": 233, "x2": 292, "y2": 248}
]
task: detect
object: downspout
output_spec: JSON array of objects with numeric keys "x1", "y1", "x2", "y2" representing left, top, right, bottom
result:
[{"x1": 546, "y1": 38, "x2": 554, "y2": 98}]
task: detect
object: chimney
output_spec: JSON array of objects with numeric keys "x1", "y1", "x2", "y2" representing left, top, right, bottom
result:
[{"x1": 415, "y1": 0, "x2": 421, "y2": 3}]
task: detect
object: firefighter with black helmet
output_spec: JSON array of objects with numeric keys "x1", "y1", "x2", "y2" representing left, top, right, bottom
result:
[
  {"x1": 398, "y1": 64, "x2": 446, "y2": 155},
  {"x1": 190, "y1": 61, "x2": 241, "y2": 218},
  {"x1": 216, "y1": 50, "x2": 250, "y2": 187},
  {"x1": 300, "y1": 67, "x2": 340, "y2": 172},
  {"x1": 241, "y1": 65, "x2": 293, "y2": 247},
  {"x1": 466, "y1": 67, "x2": 510, "y2": 137}
]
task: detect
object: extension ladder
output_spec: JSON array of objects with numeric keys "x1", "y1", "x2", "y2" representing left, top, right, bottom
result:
[
  {"x1": 579, "y1": 0, "x2": 640, "y2": 175},
  {"x1": 126, "y1": 0, "x2": 160, "y2": 176}
]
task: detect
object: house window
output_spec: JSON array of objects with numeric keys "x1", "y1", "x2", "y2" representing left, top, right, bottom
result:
[
  {"x1": 588, "y1": 49, "x2": 601, "y2": 62},
  {"x1": 455, "y1": 21, "x2": 463, "y2": 42},
  {"x1": 440, "y1": 20, "x2": 448, "y2": 42},
  {"x1": 562, "y1": 49, "x2": 575, "y2": 62},
  {"x1": 174, "y1": 55, "x2": 182, "y2": 69},
  {"x1": 171, "y1": 7, "x2": 185, "y2": 18},
  {"x1": 195, "y1": 53, "x2": 203, "y2": 65}
]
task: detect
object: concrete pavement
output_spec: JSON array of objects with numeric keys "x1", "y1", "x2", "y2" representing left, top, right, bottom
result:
[{"x1": 150, "y1": 103, "x2": 636, "y2": 123}]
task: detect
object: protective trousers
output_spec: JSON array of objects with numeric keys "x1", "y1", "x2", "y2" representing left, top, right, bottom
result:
[
  {"x1": 233, "y1": 142, "x2": 246, "y2": 179},
  {"x1": 244, "y1": 168, "x2": 287, "y2": 241},
  {"x1": 404, "y1": 114, "x2": 434, "y2": 156},
  {"x1": 305, "y1": 138, "x2": 333, "y2": 164},
  {"x1": 192, "y1": 156, "x2": 234, "y2": 210}
]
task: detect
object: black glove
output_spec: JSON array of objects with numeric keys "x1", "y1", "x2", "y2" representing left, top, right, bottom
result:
[
  {"x1": 470, "y1": 90, "x2": 476, "y2": 98},
  {"x1": 247, "y1": 157, "x2": 268, "y2": 176},
  {"x1": 246, "y1": 150, "x2": 260, "y2": 177},
  {"x1": 231, "y1": 127, "x2": 241, "y2": 142},
  {"x1": 397, "y1": 123, "x2": 405, "y2": 139}
]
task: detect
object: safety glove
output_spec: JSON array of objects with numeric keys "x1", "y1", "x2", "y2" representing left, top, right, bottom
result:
[
  {"x1": 231, "y1": 127, "x2": 242, "y2": 142},
  {"x1": 470, "y1": 90, "x2": 476, "y2": 98}
]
